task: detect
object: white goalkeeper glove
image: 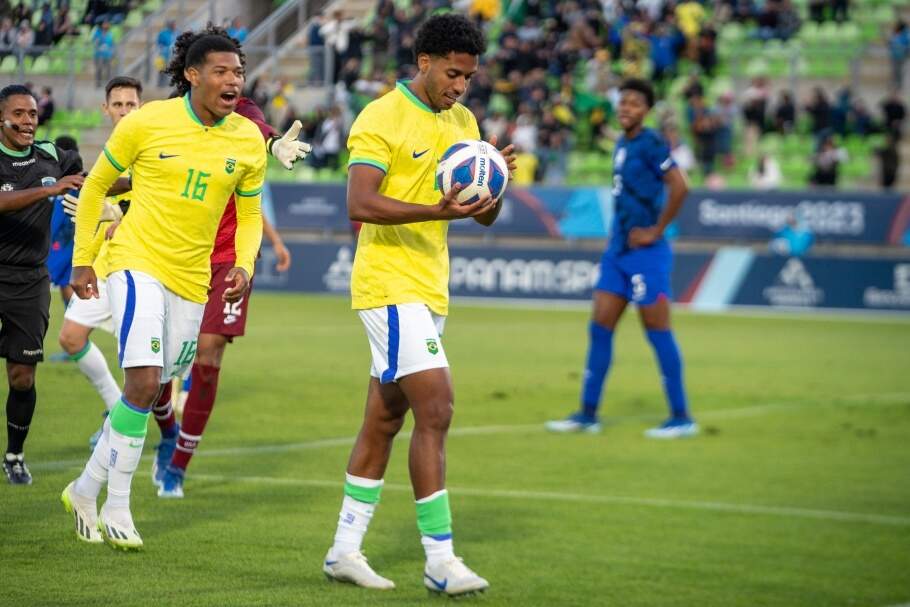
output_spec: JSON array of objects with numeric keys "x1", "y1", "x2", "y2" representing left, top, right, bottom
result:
[
  {"x1": 62, "y1": 192, "x2": 123, "y2": 224},
  {"x1": 268, "y1": 120, "x2": 312, "y2": 170}
]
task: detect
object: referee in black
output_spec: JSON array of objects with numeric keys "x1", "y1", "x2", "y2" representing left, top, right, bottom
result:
[{"x1": 0, "y1": 84, "x2": 84, "y2": 485}]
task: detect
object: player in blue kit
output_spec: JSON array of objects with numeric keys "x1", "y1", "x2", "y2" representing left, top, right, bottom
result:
[{"x1": 546, "y1": 78, "x2": 697, "y2": 439}]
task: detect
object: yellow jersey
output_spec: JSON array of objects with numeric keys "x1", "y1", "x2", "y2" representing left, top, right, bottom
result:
[
  {"x1": 73, "y1": 95, "x2": 266, "y2": 304},
  {"x1": 348, "y1": 81, "x2": 480, "y2": 316}
]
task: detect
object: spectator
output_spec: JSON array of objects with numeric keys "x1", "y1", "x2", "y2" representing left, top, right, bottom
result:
[
  {"x1": 808, "y1": 0, "x2": 826, "y2": 23},
  {"x1": 306, "y1": 15, "x2": 325, "y2": 84},
  {"x1": 675, "y1": 0, "x2": 706, "y2": 58},
  {"x1": 14, "y1": 18, "x2": 34, "y2": 64},
  {"x1": 749, "y1": 153, "x2": 782, "y2": 190},
  {"x1": 320, "y1": 10, "x2": 358, "y2": 83},
  {"x1": 34, "y1": 18, "x2": 53, "y2": 49},
  {"x1": 715, "y1": 91, "x2": 736, "y2": 169},
  {"x1": 831, "y1": 0, "x2": 848, "y2": 23},
  {"x1": 741, "y1": 76, "x2": 769, "y2": 155},
  {"x1": 888, "y1": 21, "x2": 909, "y2": 91},
  {"x1": 11, "y1": 2, "x2": 31, "y2": 25},
  {"x1": 770, "y1": 214, "x2": 814, "y2": 257},
  {"x1": 850, "y1": 98, "x2": 873, "y2": 137},
  {"x1": 512, "y1": 144, "x2": 538, "y2": 186},
  {"x1": 881, "y1": 88, "x2": 906, "y2": 137},
  {"x1": 804, "y1": 87, "x2": 831, "y2": 136},
  {"x1": 37, "y1": 86, "x2": 54, "y2": 125},
  {"x1": 809, "y1": 134, "x2": 847, "y2": 186},
  {"x1": 688, "y1": 93, "x2": 718, "y2": 175},
  {"x1": 83, "y1": 0, "x2": 112, "y2": 26},
  {"x1": 875, "y1": 132, "x2": 900, "y2": 190},
  {"x1": 0, "y1": 17, "x2": 14, "y2": 62},
  {"x1": 53, "y1": 5, "x2": 76, "y2": 44},
  {"x1": 226, "y1": 17, "x2": 247, "y2": 44},
  {"x1": 314, "y1": 105, "x2": 344, "y2": 170},
  {"x1": 830, "y1": 87, "x2": 851, "y2": 136},
  {"x1": 663, "y1": 124, "x2": 696, "y2": 172},
  {"x1": 92, "y1": 20, "x2": 114, "y2": 89},
  {"x1": 696, "y1": 23, "x2": 717, "y2": 76},
  {"x1": 773, "y1": 90, "x2": 796, "y2": 134},
  {"x1": 156, "y1": 20, "x2": 177, "y2": 87}
]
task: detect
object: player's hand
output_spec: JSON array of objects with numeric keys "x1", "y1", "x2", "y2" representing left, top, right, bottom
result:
[
  {"x1": 223, "y1": 267, "x2": 250, "y2": 303},
  {"x1": 105, "y1": 220, "x2": 120, "y2": 240},
  {"x1": 270, "y1": 120, "x2": 312, "y2": 170},
  {"x1": 628, "y1": 226, "x2": 662, "y2": 248},
  {"x1": 70, "y1": 266, "x2": 99, "y2": 299},
  {"x1": 434, "y1": 184, "x2": 496, "y2": 220},
  {"x1": 273, "y1": 241, "x2": 292, "y2": 272},
  {"x1": 488, "y1": 134, "x2": 517, "y2": 178},
  {"x1": 49, "y1": 174, "x2": 85, "y2": 197}
]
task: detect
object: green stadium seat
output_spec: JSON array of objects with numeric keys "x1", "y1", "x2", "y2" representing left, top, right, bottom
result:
[
  {"x1": 28, "y1": 55, "x2": 50, "y2": 74},
  {"x1": 0, "y1": 55, "x2": 16, "y2": 74},
  {"x1": 124, "y1": 10, "x2": 143, "y2": 28}
]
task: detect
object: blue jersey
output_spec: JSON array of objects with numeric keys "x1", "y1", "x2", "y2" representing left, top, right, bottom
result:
[
  {"x1": 47, "y1": 196, "x2": 75, "y2": 286},
  {"x1": 609, "y1": 128, "x2": 676, "y2": 255}
]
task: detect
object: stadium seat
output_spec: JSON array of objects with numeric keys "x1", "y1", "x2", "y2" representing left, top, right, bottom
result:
[
  {"x1": 28, "y1": 56, "x2": 50, "y2": 74},
  {"x1": 0, "y1": 55, "x2": 16, "y2": 74}
]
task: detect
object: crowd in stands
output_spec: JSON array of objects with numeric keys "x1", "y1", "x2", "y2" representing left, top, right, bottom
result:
[{"x1": 244, "y1": 0, "x2": 906, "y2": 190}]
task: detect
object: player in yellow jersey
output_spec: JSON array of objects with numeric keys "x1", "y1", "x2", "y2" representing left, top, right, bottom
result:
[
  {"x1": 60, "y1": 29, "x2": 266, "y2": 550},
  {"x1": 322, "y1": 14, "x2": 515, "y2": 597},
  {"x1": 57, "y1": 77, "x2": 144, "y2": 450}
]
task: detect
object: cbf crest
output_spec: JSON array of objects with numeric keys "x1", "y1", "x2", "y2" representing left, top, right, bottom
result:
[
  {"x1": 151, "y1": 337, "x2": 161, "y2": 354},
  {"x1": 426, "y1": 339, "x2": 439, "y2": 355},
  {"x1": 225, "y1": 157, "x2": 236, "y2": 174}
]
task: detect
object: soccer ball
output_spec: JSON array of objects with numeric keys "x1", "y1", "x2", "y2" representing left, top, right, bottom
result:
[{"x1": 435, "y1": 140, "x2": 509, "y2": 205}]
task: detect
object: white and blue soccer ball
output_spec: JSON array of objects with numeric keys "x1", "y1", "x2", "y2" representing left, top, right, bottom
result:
[{"x1": 435, "y1": 140, "x2": 509, "y2": 205}]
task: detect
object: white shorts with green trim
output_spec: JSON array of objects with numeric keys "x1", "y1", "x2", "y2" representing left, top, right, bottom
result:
[
  {"x1": 358, "y1": 303, "x2": 448, "y2": 384},
  {"x1": 107, "y1": 270, "x2": 204, "y2": 383}
]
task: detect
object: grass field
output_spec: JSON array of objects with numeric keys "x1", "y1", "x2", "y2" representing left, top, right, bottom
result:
[{"x1": 3, "y1": 293, "x2": 909, "y2": 607}]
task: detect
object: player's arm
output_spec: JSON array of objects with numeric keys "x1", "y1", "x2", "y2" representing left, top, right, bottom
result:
[
  {"x1": 108, "y1": 177, "x2": 131, "y2": 196},
  {"x1": 347, "y1": 165, "x2": 495, "y2": 225},
  {"x1": 655, "y1": 166, "x2": 688, "y2": 233},
  {"x1": 226, "y1": 143, "x2": 267, "y2": 302},
  {"x1": 262, "y1": 216, "x2": 291, "y2": 272},
  {"x1": 0, "y1": 175, "x2": 83, "y2": 212}
]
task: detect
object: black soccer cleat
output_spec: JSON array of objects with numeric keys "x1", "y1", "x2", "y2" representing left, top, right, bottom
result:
[{"x1": 3, "y1": 454, "x2": 33, "y2": 485}]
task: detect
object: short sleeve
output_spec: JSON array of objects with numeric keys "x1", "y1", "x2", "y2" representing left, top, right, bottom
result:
[
  {"x1": 236, "y1": 137, "x2": 266, "y2": 198},
  {"x1": 102, "y1": 110, "x2": 143, "y2": 173},
  {"x1": 346, "y1": 104, "x2": 392, "y2": 174},
  {"x1": 649, "y1": 134, "x2": 676, "y2": 177}
]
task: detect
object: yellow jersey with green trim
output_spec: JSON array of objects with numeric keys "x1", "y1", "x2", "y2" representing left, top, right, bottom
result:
[
  {"x1": 72, "y1": 95, "x2": 266, "y2": 304},
  {"x1": 347, "y1": 81, "x2": 480, "y2": 316}
]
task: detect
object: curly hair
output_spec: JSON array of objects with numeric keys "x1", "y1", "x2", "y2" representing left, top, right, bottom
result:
[
  {"x1": 620, "y1": 78, "x2": 656, "y2": 108},
  {"x1": 413, "y1": 13, "x2": 486, "y2": 60},
  {"x1": 163, "y1": 24, "x2": 245, "y2": 97}
]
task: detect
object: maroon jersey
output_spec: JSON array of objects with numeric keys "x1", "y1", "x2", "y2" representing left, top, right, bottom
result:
[{"x1": 210, "y1": 97, "x2": 277, "y2": 264}]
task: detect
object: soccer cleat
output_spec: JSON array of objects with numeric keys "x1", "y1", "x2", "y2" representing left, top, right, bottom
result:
[
  {"x1": 424, "y1": 557, "x2": 489, "y2": 596},
  {"x1": 151, "y1": 423, "x2": 179, "y2": 487},
  {"x1": 157, "y1": 466, "x2": 185, "y2": 499},
  {"x1": 323, "y1": 549, "x2": 395, "y2": 589},
  {"x1": 97, "y1": 505, "x2": 143, "y2": 551},
  {"x1": 61, "y1": 481, "x2": 103, "y2": 543},
  {"x1": 3, "y1": 454, "x2": 32, "y2": 485},
  {"x1": 544, "y1": 412, "x2": 602, "y2": 434},
  {"x1": 644, "y1": 418, "x2": 699, "y2": 439},
  {"x1": 88, "y1": 411, "x2": 108, "y2": 451}
]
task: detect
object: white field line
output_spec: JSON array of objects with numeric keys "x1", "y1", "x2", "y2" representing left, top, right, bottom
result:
[
  {"x1": 189, "y1": 473, "x2": 910, "y2": 528},
  {"x1": 32, "y1": 393, "x2": 910, "y2": 472}
]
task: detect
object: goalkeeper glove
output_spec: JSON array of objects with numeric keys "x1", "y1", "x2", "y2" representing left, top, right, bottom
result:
[
  {"x1": 267, "y1": 120, "x2": 312, "y2": 170},
  {"x1": 62, "y1": 191, "x2": 123, "y2": 223}
]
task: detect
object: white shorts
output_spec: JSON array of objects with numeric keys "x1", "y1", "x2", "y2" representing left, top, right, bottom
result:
[
  {"x1": 107, "y1": 270, "x2": 204, "y2": 383},
  {"x1": 359, "y1": 303, "x2": 448, "y2": 383},
  {"x1": 63, "y1": 278, "x2": 115, "y2": 334}
]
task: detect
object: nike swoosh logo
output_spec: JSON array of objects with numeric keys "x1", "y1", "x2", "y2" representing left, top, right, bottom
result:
[
  {"x1": 324, "y1": 560, "x2": 338, "y2": 566},
  {"x1": 159, "y1": 153, "x2": 179, "y2": 159},
  {"x1": 425, "y1": 573, "x2": 447, "y2": 590},
  {"x1": 412, "y1": 149, "x2": 429, "y2": 159}
]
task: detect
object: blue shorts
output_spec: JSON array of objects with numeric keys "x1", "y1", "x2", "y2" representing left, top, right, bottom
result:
[
  {"x1": 595, "y1": 240, "x2": 672, "y2": 306},
  {"x1": 46, "y1": 242, "x2": 73, "y2": 287}
]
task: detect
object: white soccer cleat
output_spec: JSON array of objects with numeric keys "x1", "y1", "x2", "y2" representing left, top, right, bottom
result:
[
  {"x1": 323, "y1": 549, "x2": 395, "y2": 589},
  {"x1": 97, "y1": 505, "x2": 143, "y2": 551},
  {"x1": 644, "y1": 419, "x2": 699, "y2": 439},
  {"x1": 61, "y1": 481, "x2": 103, "y2": 544},
  {"x1": 544, "y1": 413, "x2": 602, "y2": 434},
  {"x1": 424, "y1": 557, "x2": 490, "y2": 596}
]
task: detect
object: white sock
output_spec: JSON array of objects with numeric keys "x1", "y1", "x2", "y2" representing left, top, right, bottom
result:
[
  {"x1": 104, "y1": 426, "x2": 145, "y2": 515},
  {"x1": 75, "y1": 417, "x2": 110, "y2": 499},
  {"x1": 76, "y1": 342, "x2": 121, "y2": 411},
  {"x1": 331, "y1": 474, "x2": 382, "y2": 558},
  {"x1": 422, "y1": 534, "x2": 456, "y2": 566}
]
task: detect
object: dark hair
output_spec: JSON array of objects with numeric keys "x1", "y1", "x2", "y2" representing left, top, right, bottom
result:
[
  {"x1": 105, "y1": 76, "x2": 142, "y2": 101},
  {"x1": 54, "y1": 134, "x2": 79, "y2": 152},
  {"x1": 164, "y1": 24, "x2": 244, "y2": 96},
  {"x1": 0, "y1": 84, "x2": 36, "y2": 106},
  {"x1": 620, "y1": 78, "x2": 655, "y2": 108},
  {"x1": 413, "y1": 13, "x2": 486, "y2": 60}
]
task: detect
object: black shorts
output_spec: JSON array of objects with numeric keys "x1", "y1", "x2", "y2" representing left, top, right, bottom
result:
[{"x1": 0, "y1": 275, "x2": 50, "y2": 364}]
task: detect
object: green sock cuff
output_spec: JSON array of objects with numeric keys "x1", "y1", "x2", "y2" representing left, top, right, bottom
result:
[
  {"x1": 70, "y1": 341, "x2": 92, "y2": 362},
  {"x1": 416, "y1": 489, "x2": 452, "y2": 536},
  {"x1": 344, "y1": 476, "x2": 383, "y2": 504},
  {"x1": 109, "y1": 399, "x2": 150, "y2": 438}
]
